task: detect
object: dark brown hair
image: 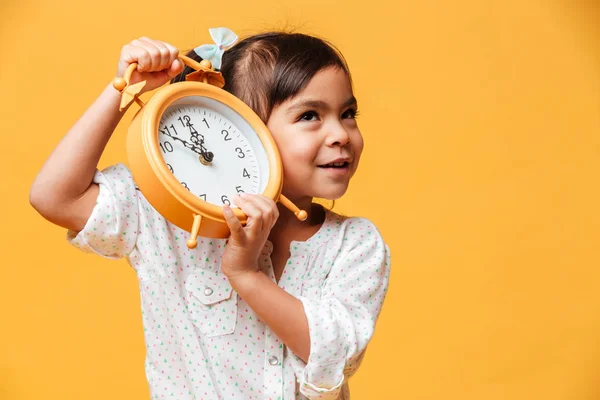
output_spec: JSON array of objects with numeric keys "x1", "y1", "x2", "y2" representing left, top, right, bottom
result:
[{"x1": 171, "y1": 32, "x2": 350, "y2": 122}]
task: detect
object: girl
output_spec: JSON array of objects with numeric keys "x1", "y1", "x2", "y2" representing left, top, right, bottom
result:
[{"x1": 30, "y1": 28, "x2": 390, "y2": 400}]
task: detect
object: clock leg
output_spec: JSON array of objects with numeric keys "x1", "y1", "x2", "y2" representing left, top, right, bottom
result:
[
  {"x1": 186, "y1": 214, "x2": 203, "y2": 249},
  {"x1": 279, "y1": 195, "x2": 308, "y2": 221}
]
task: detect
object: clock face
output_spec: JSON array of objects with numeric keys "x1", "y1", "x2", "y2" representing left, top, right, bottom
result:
[{"x1": 158, "y1": 96, "x2": 270, "y2": 208}]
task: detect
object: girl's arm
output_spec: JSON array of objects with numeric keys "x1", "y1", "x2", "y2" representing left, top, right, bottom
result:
[
  {"x1": 221, "y1": 194, "x2": 311, "y2": 360},
  {"x1": 228, "y1": 269, "x2": 311, "y2": 361},
  {"x1": 29, "y1": 37, "x2": 184, "y2": 232},
  {"x1": 29, "y1": 85, "x2": 123, "y2": 231},
  {"x1": 222, "y1": 195, "x2": 390, "y2": 399}
]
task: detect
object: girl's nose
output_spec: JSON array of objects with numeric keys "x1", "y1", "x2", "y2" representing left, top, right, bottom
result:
[{"x1": 325, "y1": 122, "x2": 351, "y2": 147}]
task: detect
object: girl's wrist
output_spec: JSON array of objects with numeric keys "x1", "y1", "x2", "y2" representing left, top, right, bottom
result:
[
  {"x1": 226, "y1": 268, "x2": 264, "y2": 293},
  {"x1": 102, "y1": 82, "x2": 130, "y2": 115}
]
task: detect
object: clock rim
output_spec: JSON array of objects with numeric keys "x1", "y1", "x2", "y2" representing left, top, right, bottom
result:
[{"x1": 141, "y1": 81, "x2": 283, "y2": 223}]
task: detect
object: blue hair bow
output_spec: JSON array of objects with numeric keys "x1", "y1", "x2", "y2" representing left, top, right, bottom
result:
[{"x1": 193, "y1": 27, "x2": 239, "y2": 70}]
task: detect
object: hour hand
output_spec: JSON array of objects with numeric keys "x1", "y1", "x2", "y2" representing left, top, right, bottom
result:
[{"x1": 189, "y1": 132, "x2": 214, "y2": 163}]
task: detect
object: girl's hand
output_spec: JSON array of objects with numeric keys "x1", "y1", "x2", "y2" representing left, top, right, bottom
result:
[
  {"x1": 116, "y1": 37, "x2": 184, "y2": 93},
  {"x1": 221, "y1": 194, "x2": 279, "y2": 280}
]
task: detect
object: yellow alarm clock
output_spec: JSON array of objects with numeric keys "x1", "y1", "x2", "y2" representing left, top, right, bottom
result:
[{"x1": 112, "y1": 55, "x2": 307, "y2": 249}]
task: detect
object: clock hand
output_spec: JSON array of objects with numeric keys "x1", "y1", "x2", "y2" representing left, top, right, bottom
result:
[
  {"x1": 161, "y1": 131, "x2": 205, "y2": 155},
  {"x1": 162, "y1": 130, "x2": 214, "y2": 165},
  {"x1": 186, "y1": 124, "x2": 214, "y2": 163}
]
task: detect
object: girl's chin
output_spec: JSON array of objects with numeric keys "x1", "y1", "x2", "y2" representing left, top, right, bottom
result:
[
  {"x1": 314, "y1": 187, "x2": 348, "y2": 201},
  {"x1": 282, "y1": 180, "x2": 350, "y2": 202}
]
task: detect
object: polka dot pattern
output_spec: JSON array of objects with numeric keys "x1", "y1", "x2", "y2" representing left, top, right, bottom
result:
[{"x1": 67, "y1": 164, "x2": 391, "y2": 399}]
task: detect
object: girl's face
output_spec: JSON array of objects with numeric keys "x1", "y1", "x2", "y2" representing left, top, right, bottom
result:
[{"x1": 266, "y1": 67, "x2": 363, "y2": 202}]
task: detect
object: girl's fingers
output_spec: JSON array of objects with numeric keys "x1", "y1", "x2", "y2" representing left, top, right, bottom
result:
[
  {"x1": 233, "y1": 194, "x2": 264, "y2": 231},
  {"x1": 116, "y1": 37, "x2": 182, "y2": 90},
  {"x1": 167, "y1": 58, "x2": 184, "y2": 78},
  {"x1": 121, "y1": 44, "x2": 151, "y2": 73},
  {"x1": 162, "y1": 42, "x2": 183, "y2": 77},
  {"x1": 127, "y1": 38, "x2": 167, "y2": 72},
  {"x1": 162, "y1": 41, "x2": 180, "y2": 65},
  {"x1": 248, "y1": 195, "x2": 279, "y2": 230},
  {"x1": 118, "y1": 37, "x2": 182, "y2": 80},
  {"x1": 222, "y1": 205, "x2": 244, "y2": 241},
  {"x1": 138, "y1": 37, "x2": 170, "y2": 71},
  {"x1": 132, "y1": 38, "x2": 162, "y2": 71}
]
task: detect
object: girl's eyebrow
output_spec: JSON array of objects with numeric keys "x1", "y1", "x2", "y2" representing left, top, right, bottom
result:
[{"x1": 285, "y1": 96, "x2": 358, "y2": 114}]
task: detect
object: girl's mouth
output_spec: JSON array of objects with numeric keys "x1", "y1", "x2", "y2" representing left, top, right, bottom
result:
[{"x1": 317, "y1": 161, "x2": 349, "y2": 169}]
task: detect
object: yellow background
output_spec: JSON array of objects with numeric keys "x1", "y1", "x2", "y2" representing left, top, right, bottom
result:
[{"x1": 1, "y1": 0, "x2": 599, "y2": 399}]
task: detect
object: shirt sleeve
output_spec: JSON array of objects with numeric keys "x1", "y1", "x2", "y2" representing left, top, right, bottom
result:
[
  {"x1": 66, "y1": 163, "x2": 139, "y2": 259},
  {"x1": 295, "y1": 218, "x2": 391, "y2": 399}
]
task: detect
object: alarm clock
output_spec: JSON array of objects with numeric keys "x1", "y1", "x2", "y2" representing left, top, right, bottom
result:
[{"x1": 112, "y1": 55, "x2": 307, "y2": 249}]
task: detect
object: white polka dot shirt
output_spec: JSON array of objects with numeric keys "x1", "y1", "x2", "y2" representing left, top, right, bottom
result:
[{"x1": 67, "y1": 164, "x2": 391, "y2": 399}]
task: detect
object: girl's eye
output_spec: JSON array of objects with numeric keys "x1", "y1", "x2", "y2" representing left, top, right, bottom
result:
[
  {"x1": 342, "y1": 108, "x2": 359, "y2": 119},
  {"x1": 298, "y1": 111, "x2": 319, "y2": 121}
]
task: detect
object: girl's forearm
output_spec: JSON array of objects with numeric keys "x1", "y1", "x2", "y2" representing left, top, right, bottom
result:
[
  {"x1": 30, "y1": 83, "x2": 124, "y2": 214},
  {"x1": 229, "y1": 271, "x2": 311, "y2": 363}
]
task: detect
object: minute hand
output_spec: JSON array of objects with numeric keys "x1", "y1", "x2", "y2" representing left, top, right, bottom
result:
[{"x1": 162, "y1": 132, "x2": 204, "y2": 155}]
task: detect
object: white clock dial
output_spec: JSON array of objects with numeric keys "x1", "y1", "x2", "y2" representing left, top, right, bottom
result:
[{"x1": 158, "y1": 97, "x2": 270, "y2": 208}]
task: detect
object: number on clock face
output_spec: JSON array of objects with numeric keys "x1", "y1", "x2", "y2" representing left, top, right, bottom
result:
[{"x1": 158, "y1": 105, "x2": 261, "y2": 207}]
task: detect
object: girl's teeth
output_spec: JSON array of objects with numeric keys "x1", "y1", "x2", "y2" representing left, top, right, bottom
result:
[{"x1": 319, "y1": 161, "x2": 348, "y2": 168}]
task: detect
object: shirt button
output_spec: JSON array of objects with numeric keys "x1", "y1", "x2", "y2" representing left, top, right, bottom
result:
[
  {"x1": 204, "y1": 287, "x2": 213, "y2": 296},
  {"x1": 268, "y1": 356, "x2": 279, "y2": 366}
]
